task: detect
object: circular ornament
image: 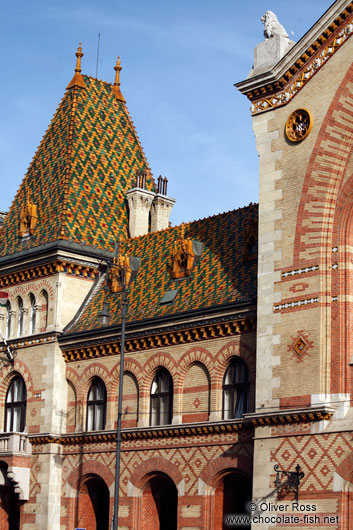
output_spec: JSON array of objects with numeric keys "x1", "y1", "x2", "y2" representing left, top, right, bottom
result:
[{"x1": 285, "y1": 109, "x2": 313, "y2": 142}]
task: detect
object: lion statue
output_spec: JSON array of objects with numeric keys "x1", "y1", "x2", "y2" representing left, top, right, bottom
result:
[{"x1": 261, "y1": 11, "x2": 288, "y2": 39}]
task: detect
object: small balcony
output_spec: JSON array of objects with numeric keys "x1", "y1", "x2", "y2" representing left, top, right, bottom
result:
[
  {"x1": 0, "y1": 431, "x2": 31, "y2": 455},
  {"x1": 0, "y1": 432, "x2": 31, "y2": 500}
]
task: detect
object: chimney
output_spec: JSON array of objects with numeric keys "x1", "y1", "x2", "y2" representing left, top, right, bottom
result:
[
  {"x1": 150, "y1": 176, "x2": 176, "y2": 233},
  {"x1": 126, "y1": 170, "x2": 155, "y2": 237}
]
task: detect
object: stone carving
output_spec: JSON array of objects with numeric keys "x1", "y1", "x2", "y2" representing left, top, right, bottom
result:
[
  {"x1": 247, "y1": 11, "x2": 294, "y2": 79},
  {"x1": 261, "y1": 11, "x2": 288, "y2": 39}
]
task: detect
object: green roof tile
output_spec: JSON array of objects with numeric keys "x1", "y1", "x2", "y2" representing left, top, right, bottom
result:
[
  {"x1": 0, "y1": 75, "x2": 155, "y2": 256},
  {"x1": 66, "y1": 204, "x2": 258, "y2": 333}
]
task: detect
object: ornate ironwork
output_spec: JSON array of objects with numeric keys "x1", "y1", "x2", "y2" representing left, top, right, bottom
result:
[{"x1": 274, "y1": 464, "x2": 304, "y2": 501}]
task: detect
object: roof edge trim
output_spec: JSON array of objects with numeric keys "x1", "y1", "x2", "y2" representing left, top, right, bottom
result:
[{"x1": 236, "y1": 0, "x2": 353, "y2": 109}]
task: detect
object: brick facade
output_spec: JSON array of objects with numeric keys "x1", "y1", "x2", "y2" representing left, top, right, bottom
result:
[{"x1": 1, "y1": 2, "x2": 353, "y2": 529}]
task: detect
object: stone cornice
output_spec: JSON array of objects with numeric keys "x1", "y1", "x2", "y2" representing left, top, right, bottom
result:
[
  {"x1": 0, "y1": 259, "x2": 99, "y2": 288},
  {"x1": 236, "y1": 1, "x2": 353, "y2": 113},
  {"x1": 244, "y1": 406, "x2": 335, "y2": 426},
  {"x1": 0, "y1": 333, "x2": 57, "y2": 356},
  {"x1": 62, "y1": 314, "x2": 257, "y2": 362},
  {"x1": 29, "y1": 421, "x2": 247, "y2": 446},
  {"x1": 28, "y1": 407, "x2": 335, "y2": 446}
]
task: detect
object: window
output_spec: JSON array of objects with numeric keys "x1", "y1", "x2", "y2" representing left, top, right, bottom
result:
[
  {"x1": 40, "y1": 290, "x2": 49, "y2": 331},
  {"x1": 223, "y1": 358, "x2": 249, "y2": 419},
  {"x1": 86, "y1": 378, "x2": 106, "y2": 431},
  {"x1": 30, "y1": 294, "x2": 36, "y2": 334},
  {"x1": 6, "y1": 301, "x2": 11, "y2": 339},
  {"x1": 17, "y1": 297, "x2": 24, "y2": 336},
  {"x1": 5, "y1": 376, "x2": 26, "y2": 432},
  {"x1": 150, "y1": 369, "x2": 173, "y2": 426}
]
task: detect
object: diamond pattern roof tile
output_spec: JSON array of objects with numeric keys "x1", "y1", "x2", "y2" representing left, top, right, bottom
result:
[
  {"x1": 67, "y1": 203, "x2": 258, "y2": 333},
  {"x1": 0, "y1": 75, "x2": 155, "y2": 256}
]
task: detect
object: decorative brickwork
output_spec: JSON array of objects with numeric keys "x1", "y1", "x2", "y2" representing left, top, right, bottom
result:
[
  {"x1": 272, "y1": 432, "x2": 352, "y2": 494},
  {"x1": 288, "y1": 330, "x2": 314, "y2": 361}
]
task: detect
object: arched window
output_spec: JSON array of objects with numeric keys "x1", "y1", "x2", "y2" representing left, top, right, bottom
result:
[
  {"x1": 223, "y1": 358, "x2": 249, "y2": 419},
  {"x1": 86, "y1": 378, "x2": 106, "y2": 431},
  {"x1": 150, "y1": 369, "x2": 173, "y2": 426},
  {"x1": 39, "y1": 290, "x2": 48, "y2": 331},
  {"x1": 6, "y1": 301, "x2": 11, "y2": 339},
  {"x1": 17, "y1": 297, "x2": 24, "y2": 336},
  {"x1": 30, "y1": 293, "x2": 36, "y2": 334},
  {"x1": 5, "y1": 376, "x2": 27, "y2": 432}
]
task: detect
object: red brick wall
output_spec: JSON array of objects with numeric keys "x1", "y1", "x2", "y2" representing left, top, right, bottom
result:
[
  {"x1": 141, "y1": 480, "x2": 160, "y2": 530},
  {"x1": 78, "y1": 483, "x2": 97, "y2": 530}
]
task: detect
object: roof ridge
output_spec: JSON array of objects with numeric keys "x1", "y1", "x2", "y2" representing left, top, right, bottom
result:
[
  {"x1": 127, "y1": 202, "x2": 259, "y2": 242},
  {"x1": 0, "y1": 90, "x2": 71, "y2": 239},
  {"x1": 121, "y1": 99, "x2": 156, "y2": 190},
  {"x1": 83, "y1": 73, "x2": 156, "y2": 189},
  {"x1": 59, "y1": 86, "x2": 79, "y2": 240},
  {"x1": 85, "y1": 74, "x2": 113, "y2": 87}
]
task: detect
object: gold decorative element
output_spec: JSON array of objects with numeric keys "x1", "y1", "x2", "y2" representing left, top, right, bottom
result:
[
  {"x1": 62, "y1": 316, "x2": 257, "y2": 362},
  {"x1": 19, "y1": 202, "x2": 37, "y2": 237},
  {"x1": 292, "y1": 336, "x2": 307, "y2": 356},
  {"x1": 0, "y1": 261, "x2": 98, "y2": 288},
  {"x1": 74, "y1": 43, "x2": 83, "y2": 73},
  {"x1": 113, "y1": 56, "x2": 125, "y2": 102},
  {"x1": 171, "y1": 224, "x2": 195, "y2": 279},
  {"x1": 285, "y1": 109, "x2": 312, "y2": 142},
  {"x1": 108, "y1": 254, "x2": 132, "y2": 293},
  {"x1": 67, "y1": 43, "x2": 87, "y2": 90}
]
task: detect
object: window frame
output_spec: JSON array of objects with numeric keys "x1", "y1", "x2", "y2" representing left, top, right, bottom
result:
[
  {"x1": 17, "y1": 297, "x2": 24, "y2": 336},
  {"x1": 5, "y1": 376, "x2": 27, "y2": 432},
  {"x1": 86, "y1": 378, "x2": 107, "y2": 432},
  {"x1": 30, "y1": 293, "x2": 36, "y2": 334},
  {"x1": 6, "y1": 301, "x2": 12, "y2": 339},
  {"x1": 150, "y1": 368, "x2": 173, "y2": 426},
  {"x1": 222, "y1": 357, "x2": 250, "y2": 420}
]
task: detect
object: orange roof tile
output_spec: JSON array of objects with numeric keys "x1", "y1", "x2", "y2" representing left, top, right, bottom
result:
[{"x1": 0, "y1": 74, "x2": 155, "y2": 256}]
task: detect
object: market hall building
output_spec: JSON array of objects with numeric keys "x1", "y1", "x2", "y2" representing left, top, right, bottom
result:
[{"x1": 0, "y1": 1, "x2": 352, "y2": 529}]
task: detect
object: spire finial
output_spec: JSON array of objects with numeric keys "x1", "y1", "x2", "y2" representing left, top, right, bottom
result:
[
  {"x1": 75, "y1": 43, "x2": 83, "y2": 73},
  {"x1": 114, "y1": 56, "x2": 122, "y2": 86},
  {"x1": 67, "y1": 42, "x2": 86, "y2": 90},
  {"x1": 113, "y1": 56, "x2": 126, "y2": 103}
]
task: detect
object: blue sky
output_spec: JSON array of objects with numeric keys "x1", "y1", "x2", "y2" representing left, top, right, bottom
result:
[{"x1": 1, "y1": 0, "x2": 333, "y2": 225}]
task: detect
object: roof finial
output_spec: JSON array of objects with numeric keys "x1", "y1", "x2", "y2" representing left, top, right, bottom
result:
[
  {"x1": 67, "y1": 42, "x2": 86, "y2": 90},
  {"x1": 113, "y1": 56, "x2": 126, "y2": 102},
  {"x1": 114, "y1": 57, "x2": 122, "y2": 86},
  {"x1": 75, "y1": 43, "x2": 84, "y2": 73}
]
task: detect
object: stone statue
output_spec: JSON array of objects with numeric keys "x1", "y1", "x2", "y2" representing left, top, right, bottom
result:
[{"x1": 261, "y1": 11, "x2": 289, "y2": 39}]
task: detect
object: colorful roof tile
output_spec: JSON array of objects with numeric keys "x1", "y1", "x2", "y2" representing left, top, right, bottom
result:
[
  {"x1": 66, "y1": 204, "x2": 258, "y2": 333},
  {"x1": 0, "y1": 66, "x2": 154, "y2": 257}
]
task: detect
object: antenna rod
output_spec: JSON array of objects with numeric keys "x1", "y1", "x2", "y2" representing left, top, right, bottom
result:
[{"x1": 96, "y1": 32, "x2": 101, "y2": 78}]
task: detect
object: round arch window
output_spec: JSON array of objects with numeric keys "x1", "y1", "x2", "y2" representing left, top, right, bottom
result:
[
  {"x1": 150, "y1": 369, "x2": 173, "y2": 426},
  {"x1": 223, "y1": 358, "x2": 249, "y2": 419},
  {"x1": 5, "y1": 376, "x2": 27, "y2": 432}
]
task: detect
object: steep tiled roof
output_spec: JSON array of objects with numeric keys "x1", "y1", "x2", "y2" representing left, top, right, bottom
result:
[
  {"x1": 0, "y1": 75, "x2": 155, "y2": 257},
  {"x1": 66, "y1": 204, "x2": 258, "y2": 333}
]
